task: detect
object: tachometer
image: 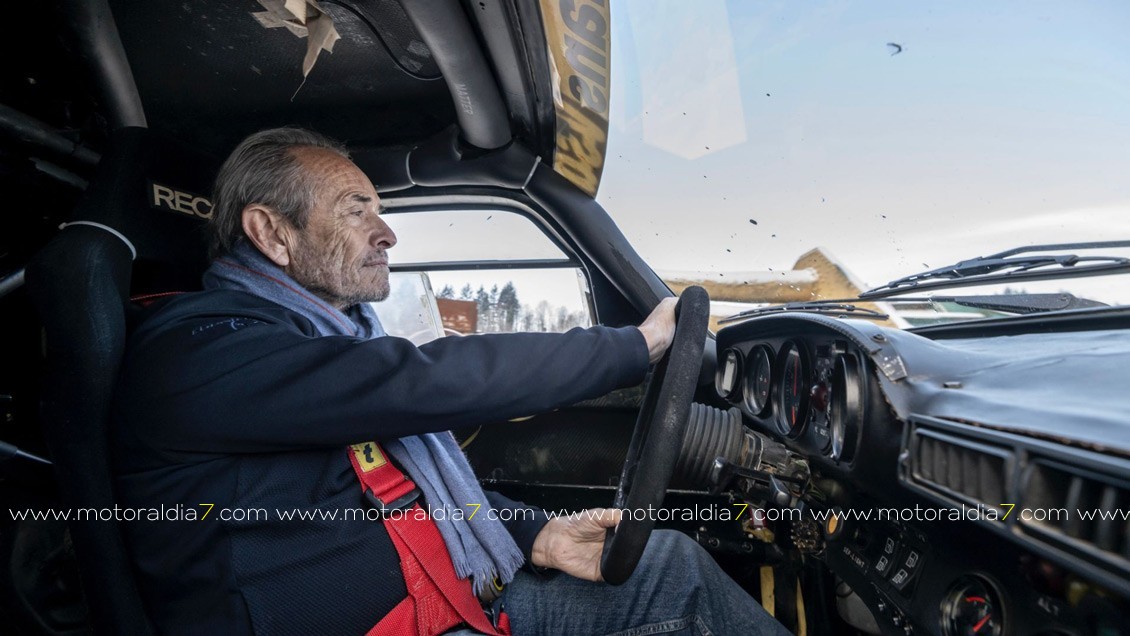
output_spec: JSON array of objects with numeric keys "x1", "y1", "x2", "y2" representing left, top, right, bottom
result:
[
  {"x1": 742, "y1": 345, "x2": 773, "y2": 415},
  {"x1": 715, "y1": 348, "x2": 743, "y2": 400},
  {"x1": 775, "y1": 340, "x2": 810, "y2": 437}
]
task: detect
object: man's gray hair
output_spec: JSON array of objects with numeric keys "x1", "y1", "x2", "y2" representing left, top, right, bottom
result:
[{"x1": 209, "y1": 127, "x2": 350, "y2": 257}]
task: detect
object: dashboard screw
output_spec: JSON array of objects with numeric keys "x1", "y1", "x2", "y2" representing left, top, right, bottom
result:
[{"x1": 871, "y1": 333, "x2": 887, "y2": 343}]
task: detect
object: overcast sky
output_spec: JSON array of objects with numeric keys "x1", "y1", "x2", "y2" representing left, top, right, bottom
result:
[{"x1": 597, "y1": 0, "x2": 1130, "y2": 303}]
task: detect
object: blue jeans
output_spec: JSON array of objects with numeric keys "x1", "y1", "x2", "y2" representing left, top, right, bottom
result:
[{"x1": 470, "y1": 529, "x2": 789, "y2": 635}]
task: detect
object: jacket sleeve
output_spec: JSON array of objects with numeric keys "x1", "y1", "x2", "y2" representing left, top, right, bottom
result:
[
  {"x1": 118, "y1": 311, "x2": 649, "y2": 456},
  {"x1": 482, "y1": 490, "x2": 552, "y2": 572}
]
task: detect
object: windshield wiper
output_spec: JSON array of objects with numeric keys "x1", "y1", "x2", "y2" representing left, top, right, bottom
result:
[
  {"x1": 859, "y1": 240, "x2": 1130, "y2": 299},
  {"x1": 718, "y1": 292, "x2": 1108, "y2": 327},
  {"x1": 719, "y1": 302, "x2": 889, "y2": 325},
  {"x1": 882, "y1": 293, "x2": 1107, "y2": 314}
]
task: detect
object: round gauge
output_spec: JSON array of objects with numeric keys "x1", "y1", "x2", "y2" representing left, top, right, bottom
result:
[
  {"x1": 774, "y1": 341, "x2": 810, "y2": 437},
  {"x1": 715, "y1": 348, "x2": 743, "y2": 400},
  {"x1": 941, "y1": 576, "x2": 1005, "y2": 636},
  {"x1": 742, "y1": 346, "x2": 773, "y2": 415},
  {"x1": 829, "y1": 353, "x2": 863, "y2": 461}
]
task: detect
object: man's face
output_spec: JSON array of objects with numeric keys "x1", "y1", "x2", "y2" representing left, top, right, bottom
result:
[{"x1": 285, "y1": 147, "x2": 397, "y2": 309}]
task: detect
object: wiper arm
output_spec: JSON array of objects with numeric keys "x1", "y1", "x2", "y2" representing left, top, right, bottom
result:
[
  {"x1": 859, "y1": 240, "x2": 1130, "y2": 299},
  {"x1": 719, "y1": 302, "x2": 889, "y2": 325}
]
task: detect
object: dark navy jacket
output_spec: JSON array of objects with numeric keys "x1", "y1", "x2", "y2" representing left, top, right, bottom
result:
[{"x1": 111, "y1": 289, "x2": 649, "y2": 635}]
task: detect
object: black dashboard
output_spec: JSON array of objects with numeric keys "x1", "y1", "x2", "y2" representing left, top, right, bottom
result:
[{"x1": 713, "y1": 311, "x2": 1130, "y2": 636}]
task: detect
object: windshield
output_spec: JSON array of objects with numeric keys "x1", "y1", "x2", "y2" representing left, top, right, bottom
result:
[{"x1": 598, "y1": 0, "x2": 1130, "y2": 326}]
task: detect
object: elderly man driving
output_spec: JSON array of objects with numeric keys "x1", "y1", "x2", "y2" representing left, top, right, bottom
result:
[{"x1": 112, "y1": 127, "x2": 787, "y2": 635}]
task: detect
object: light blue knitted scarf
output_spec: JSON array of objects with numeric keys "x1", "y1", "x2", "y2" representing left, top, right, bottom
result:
[{"x1": 203, "y1": 241, "x2": 524, "y2": 593}]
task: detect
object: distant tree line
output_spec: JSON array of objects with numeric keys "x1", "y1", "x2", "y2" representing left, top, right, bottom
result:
[{"x1": 436, "y1": 282, "x2": 589, "y2": 333}]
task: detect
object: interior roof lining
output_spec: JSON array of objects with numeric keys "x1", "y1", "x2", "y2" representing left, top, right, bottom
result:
[{"x1": 111, "y1": 0, "x2": 457, "y2": 155}]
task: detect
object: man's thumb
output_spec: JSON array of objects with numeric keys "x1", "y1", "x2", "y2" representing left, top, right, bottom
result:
[{"x1": 588, "y1": 507, "x2": 623, "y2": 528}]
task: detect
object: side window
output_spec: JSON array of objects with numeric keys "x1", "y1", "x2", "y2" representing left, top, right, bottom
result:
[{"x1": 378, "y1": 208, "x2": 594, "y2": 336}]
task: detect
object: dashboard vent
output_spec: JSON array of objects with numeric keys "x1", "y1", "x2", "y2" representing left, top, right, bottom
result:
[
  {"x1": 904, "y1": 415, "x2": 1130, "y2": 595},
  {"x1": 1022, "y1": 461, "x2": 1130, "y2": 561},
  {"x1": 909, "y1": 428, "x2": 1011, "y2": 507}
]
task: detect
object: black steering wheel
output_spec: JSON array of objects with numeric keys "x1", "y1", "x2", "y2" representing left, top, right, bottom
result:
[{"x1": 601, "y1": 285, "x2": 711, "y2": 585}]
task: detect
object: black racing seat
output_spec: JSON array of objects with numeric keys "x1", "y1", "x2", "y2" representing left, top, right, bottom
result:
[{"x1": 24, "y1": 127, "x2": 219, "y2": 634}]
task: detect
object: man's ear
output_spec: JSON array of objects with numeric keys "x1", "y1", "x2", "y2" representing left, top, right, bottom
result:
[{"x1": 242, "y1": 204, "x2": 292, "y2": 267}]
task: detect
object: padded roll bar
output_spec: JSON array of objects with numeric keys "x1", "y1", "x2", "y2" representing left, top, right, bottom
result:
[
  {"x1": 0, "y1": 104, "x2": 100, "y2": 166},
  {"x1": 61, "y1": 0, "x2": 147, "y2": 130},
  {"x1": 398, "y1": 0, "x2": 511, "y2": 150},
  {"x1": 0, "y1": 267, "x2": 24, "y2": 299}
]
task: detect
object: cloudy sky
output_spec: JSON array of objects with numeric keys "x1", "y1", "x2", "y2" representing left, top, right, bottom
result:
[{"x1": 598, "y1": 0, "x2": 1130, "y2": 303}]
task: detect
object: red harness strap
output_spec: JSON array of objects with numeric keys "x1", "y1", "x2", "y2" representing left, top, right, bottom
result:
[{"x1": 348, "y1": 442, "x2": 511, "y2": 636}]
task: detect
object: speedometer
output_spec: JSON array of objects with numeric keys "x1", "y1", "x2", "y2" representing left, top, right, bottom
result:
[{"x1": 775, "y1": 340, "x2": 810, "y2": 438}]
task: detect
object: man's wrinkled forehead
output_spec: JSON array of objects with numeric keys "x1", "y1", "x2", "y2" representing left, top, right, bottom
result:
[{"x1": 291, "y1": 145, "x2": 378, "y2": 207}]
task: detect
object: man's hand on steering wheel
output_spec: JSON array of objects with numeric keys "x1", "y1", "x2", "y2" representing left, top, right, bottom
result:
[
  {"x1": 636, "y1": 297, "x2": 678, "y2": 363},
  {"x1": 531, "y1": 508, "x2": 623, "y2": 582},
  {"x1": 528, "y1": 300, "x2": 675, "y2": 582},
  {"x1": 526, "y1": 289, "x2": 708, "y2": 586}
]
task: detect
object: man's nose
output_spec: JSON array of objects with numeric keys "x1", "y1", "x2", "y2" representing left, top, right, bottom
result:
[{"x1": 370, "y1": 214, "x2": 397, "y2": 249}]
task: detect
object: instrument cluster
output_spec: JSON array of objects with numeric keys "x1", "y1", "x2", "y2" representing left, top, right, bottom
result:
[{"x1": 715, "y1": 337, "x2": 866, "y2": 463}]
